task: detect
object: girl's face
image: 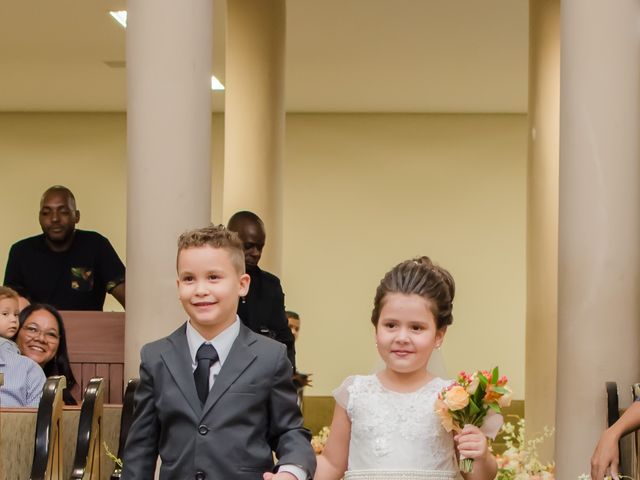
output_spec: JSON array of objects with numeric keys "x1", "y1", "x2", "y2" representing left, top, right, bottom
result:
[
  {"x1": 17, "y1": 309, "x2": 61, "y2": 367},
  {"x1": 375, "y1": 293, "x2": 446, "y2": 375}
]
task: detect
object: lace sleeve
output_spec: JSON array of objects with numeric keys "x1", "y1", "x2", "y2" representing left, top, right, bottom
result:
[{"x1": 332, "y1": 375, "x2": 356, "y2": 410}]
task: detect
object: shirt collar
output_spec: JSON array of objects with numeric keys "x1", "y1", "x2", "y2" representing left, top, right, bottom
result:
[{"x1": 186, "y1": 317, "x2": 240, "y2": 367}]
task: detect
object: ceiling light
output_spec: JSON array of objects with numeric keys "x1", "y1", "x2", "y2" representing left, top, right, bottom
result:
[
  {"x1": 211, "y1": 76, "x2": 225, "y2": 91},
  {"x1": 108, "y1": 10, "x2": 223, "y2": 92},
  {"x1": 109, "y1": 11, "x2": 127, "y2": 28}
]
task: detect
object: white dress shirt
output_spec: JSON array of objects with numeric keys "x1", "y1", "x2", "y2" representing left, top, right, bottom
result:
[{"x1": 185, "y1": 318, "x2": 307, "y2": 480}]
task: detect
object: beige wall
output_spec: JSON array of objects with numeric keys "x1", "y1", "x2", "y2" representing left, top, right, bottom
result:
[
  {"x1": 0, "y1": 112, "x2": 527, "y2": 397},
  {"x1": 284, "y1": 114, "x2": 527, "y2": 396}
]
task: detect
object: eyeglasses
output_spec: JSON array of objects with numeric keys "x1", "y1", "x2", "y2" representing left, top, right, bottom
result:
[{"x1": 23, "y1": 324, "x2": 60, "y2": 343}]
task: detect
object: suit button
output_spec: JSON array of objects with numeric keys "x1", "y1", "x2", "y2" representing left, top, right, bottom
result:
[
  {"x1": 198, "y1": 425, "x2": 209, "y2": 435},
  {"x1": 195, "y1": 471, "x2": 206, "y2": 480}
]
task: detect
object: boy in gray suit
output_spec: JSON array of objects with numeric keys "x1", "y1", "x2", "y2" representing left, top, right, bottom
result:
[{"x1": 122, "y1": 225, "x2": 315, "y2": 480}]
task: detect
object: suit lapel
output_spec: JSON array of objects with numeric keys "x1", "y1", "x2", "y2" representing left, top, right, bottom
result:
[
  {"x1": 201, "y1": 324, "x2": 257, "y2": 417},
  {"x1": 161, "y1": 324, "x2": 202, "y2": 416}
]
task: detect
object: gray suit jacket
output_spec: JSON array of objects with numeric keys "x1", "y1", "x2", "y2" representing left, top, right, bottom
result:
[{"x1": 122, "y1": 322, "x2": 316, "y2": 480}]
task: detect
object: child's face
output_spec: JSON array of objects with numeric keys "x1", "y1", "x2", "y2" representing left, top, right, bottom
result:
[
  {"x1": 177, "y1": 246, "x2": 250, "y2": 339},
  {"x1": 288, "y1": 316, "x2": 300, "y2": 342},
  {"x1": 0, "y1": 297, "x2": 19, "y2": 338},
  {"x1": 375, "y1": 293, "x2": 446, "y2": 375}
]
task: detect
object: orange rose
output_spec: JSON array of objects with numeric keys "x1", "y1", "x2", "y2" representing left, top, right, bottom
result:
[
  {"x1": 434, "y1": 397, "x2": 456, "y2": 432},
  {"x1": 443, "y1": 385, "x2": 469, "y2": 411}
]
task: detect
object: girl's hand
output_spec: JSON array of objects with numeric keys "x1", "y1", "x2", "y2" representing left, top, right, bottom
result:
[{"x1": 454, "y1": 424, "x2": 489, "y2": 460}]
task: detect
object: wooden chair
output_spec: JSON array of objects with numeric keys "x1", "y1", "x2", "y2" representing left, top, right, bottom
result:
[
  {"x1": 110, "y1": 378, "x2": 139, "y2": 480},
  {"x1": 69, "y1": 378, "x2": 104, "y2": 480},
  {"x1": 30, "y1": 376, "x2": 67, "y2": 480}
]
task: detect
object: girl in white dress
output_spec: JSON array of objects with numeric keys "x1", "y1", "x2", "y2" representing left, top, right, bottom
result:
[{"x1": 314, "y1": 257, "x2": 497, "y2": 480}]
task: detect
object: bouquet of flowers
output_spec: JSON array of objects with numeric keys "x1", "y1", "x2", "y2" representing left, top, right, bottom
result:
[{"x1": 435, "y1": 367, "x2": 512, "y2": 473}]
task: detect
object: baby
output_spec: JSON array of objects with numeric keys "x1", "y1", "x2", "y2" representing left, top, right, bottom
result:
[{"x1": 0, "y1": 286, "x2": 20, "y2": 354}]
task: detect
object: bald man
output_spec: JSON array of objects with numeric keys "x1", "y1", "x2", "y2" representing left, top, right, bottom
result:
[
  {"x1": 227, "y1": 211, "x2": 296, "y2": 369},
  {"x1": 4, "y1": 185, "x2": 125, "y2": 310}
]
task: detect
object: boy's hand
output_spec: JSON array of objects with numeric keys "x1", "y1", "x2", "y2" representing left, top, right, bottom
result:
[
  {"x1": 454, "y1": 424, "x2": 489, "y2": 460},
  {"x1": 263, "y1": 472, "x2": 298, "y2": 480}
]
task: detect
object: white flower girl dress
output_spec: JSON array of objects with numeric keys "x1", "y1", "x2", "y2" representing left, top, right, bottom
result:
[{"x1": 333, "y1": 375, "x2": 459, "y2": 480}]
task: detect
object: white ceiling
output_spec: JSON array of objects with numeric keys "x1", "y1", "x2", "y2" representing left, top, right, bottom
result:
[{"x1": 0, "y1": 0, "x2": 528, "y2": 113}]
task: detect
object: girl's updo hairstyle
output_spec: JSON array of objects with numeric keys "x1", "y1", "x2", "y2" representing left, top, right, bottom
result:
[{"x1": 371, "y1": 256, "x2": 455, "y2": 330}]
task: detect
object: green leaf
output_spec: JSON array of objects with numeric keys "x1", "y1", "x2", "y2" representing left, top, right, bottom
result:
[
  {"x1": 492, "y1": 386, "x2": 509, "y2": 394},
  {"x1": 468, "y1": 398, "x2": 481, "y2": 415},
  {"x1": 488, "y1": 402, "x2": 501, "y2": 413},
  {"x1": 491, "y1": 366, "x2": 499, "y2": 384}
]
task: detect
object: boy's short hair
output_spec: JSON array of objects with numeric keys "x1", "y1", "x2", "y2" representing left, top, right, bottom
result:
[
  {"x1": 177, "y1": 224, "x2": 246, "y2": 274},
  {"x1": 0, "y1": 286, "x2": 19, "y2": 302},
  {"x1": 285, "y1": 310, "x2": 300, "y2": 321}
]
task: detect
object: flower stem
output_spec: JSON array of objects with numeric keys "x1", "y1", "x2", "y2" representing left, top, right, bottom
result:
[{"x1": 459, "y1": 457, "x2": 474, "y2": 473}]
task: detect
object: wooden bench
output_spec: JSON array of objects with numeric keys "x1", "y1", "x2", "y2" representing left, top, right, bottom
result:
[
  {"x1": 61, "y1": 312, "x2": 125, "y2": 404},
  {"x1": 0, "y1": 383, "x2": 121, "y2": 479}
]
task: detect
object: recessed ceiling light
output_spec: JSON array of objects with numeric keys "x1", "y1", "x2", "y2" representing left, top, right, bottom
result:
[
  {"x1": 108, "y1": 11, "x2": 223, "y2": 92},
  {"x1": 109, "y1": 11, "x2": 127, "y2": 28},
  {"x1": 211, "y1": 76, "x2": 225, "y2": 91}
]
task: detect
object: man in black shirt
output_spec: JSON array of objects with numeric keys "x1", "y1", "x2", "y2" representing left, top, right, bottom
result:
[
  {"x1": 4, "y1": 186, "x2": 125, "y2": 311},
  {"x1": 227, "y1": 211, "x2": 295, "y2": 369}
]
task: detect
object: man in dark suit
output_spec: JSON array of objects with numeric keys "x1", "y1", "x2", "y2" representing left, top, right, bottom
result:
[
  {"x1": 122, "y1": 225, "x2": 314, "y2": 479},
  {"x1": 227, "y1": 211, "x2": 296, "y2": 369}
]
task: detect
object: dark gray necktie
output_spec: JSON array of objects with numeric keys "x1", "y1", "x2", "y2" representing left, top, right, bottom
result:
[{"x1": 194, "y1": 343, "x2": 218, "y2": 404}]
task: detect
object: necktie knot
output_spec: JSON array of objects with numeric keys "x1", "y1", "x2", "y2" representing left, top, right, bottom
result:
[{"x1": 196, "y1": 343, "x2": 218, "y2": 363}]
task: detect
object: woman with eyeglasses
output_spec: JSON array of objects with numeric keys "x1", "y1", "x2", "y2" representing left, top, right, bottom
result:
[{"x1": 16, "y1": 303, "x2": 78, "y2": 405}]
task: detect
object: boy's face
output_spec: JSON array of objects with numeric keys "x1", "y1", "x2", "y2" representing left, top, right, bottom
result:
[
  {"x1": 288, "y1": 316, "x2": 300, "y2": 342},
  {"x1": 0, "y1": 297, "x2": 19, "y2": 338},
  {"x1": 177, "y1": 246, "x2": 250, "y2": 339}
]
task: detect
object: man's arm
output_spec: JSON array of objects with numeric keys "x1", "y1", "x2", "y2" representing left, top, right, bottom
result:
[
  {"x1": 267, "y1": 345, "x2": 316, "y2": 479},
  {"x1": 109, "y1": 282, "x2": 125, "y2": 308},
  {"x1": 271, "y1": 282, "x2": 296, "y2": 370},
  {"x1": 96, "y1": 235, "x2": 126, "y2": 308}
]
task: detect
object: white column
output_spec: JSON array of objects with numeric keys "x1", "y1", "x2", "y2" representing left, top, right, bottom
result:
[
  {"x1": 223, "y1": 0, "x2": 286, "y2": 274},
  {"x1": 124, "y1": 0, "x2": 213, "y2": 380},
  {"x1": 556, "y1": 1, "x2": 640, "y2": 476},
  {"x1": 525, "y1": 0, "x2": 559, "y2": 463}
]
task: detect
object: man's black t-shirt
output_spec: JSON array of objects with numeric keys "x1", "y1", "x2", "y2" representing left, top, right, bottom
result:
[
  {"x1": 237, "y1": 265, "x2": 296, "y2": 369},
  {"x1": 4, "y1": 230, "x2": 125, "y2": 311}
]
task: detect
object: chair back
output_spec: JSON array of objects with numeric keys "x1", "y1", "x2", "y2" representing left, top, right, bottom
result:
[
  {"x1": 69, "y1": 378, "x2": 104, "y2": 480},
  {"x1": 30, "y1": 376, "x2": 66, "y2": 480},
  {"x1": 109, "y1": 378, "x2": 139, "y2": 480}
]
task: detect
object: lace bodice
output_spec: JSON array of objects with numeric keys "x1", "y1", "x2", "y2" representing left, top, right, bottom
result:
[{"x1": 333, "y1": 375, "x2": 458, "y2": 479}]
